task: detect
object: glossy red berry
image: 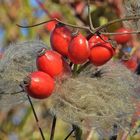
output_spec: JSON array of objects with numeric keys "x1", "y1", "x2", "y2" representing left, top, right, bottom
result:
[
  {"x1": 44, "y1": 12, "x2": 62, "y2": 32},
  {"x1": 114, "y1": 28, "x2": 132, "y2": 44},
  {"x1": 50, "y1": 23, "x2": 72, "y2": 56},
  {"x1": 68, "y1": 33, "x2": 90, "y2": 64},
  {"x1": 25, "y1": 71, "x2": 54, "y2": 99},
  {"x1": 88, "y1": 34, "x2": 108, "y2": 49},
  {"x1": 122, "y1": 58, "x2": 138, "y2": 72},
  {"x1": 89, "y1": 43, "x2": 115, "y2": 66},
  {"x1": 88, "y1": 34, "x2": 115, "y2": 66},
  {"x1": 36, "y1": 48, "x2": 64, "y2": 77},
  {"x1": 44, "y1": 21, "x2": 57, "y2": 32}
]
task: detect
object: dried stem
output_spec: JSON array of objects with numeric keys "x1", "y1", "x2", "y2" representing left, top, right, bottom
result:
[
  {"x1": 73, "y1": 125, "x2": 82, "y2": 140},
  {"x1": 64, "y1": 128, "x2": 76, "y2": 140},
  {"x1": 27, "y1": 95, "x2": 46, "y2": 140},
  {"x1": 17, "y1": 14, "x2": 140, "y2": 36},
  {"x1": 20, "y1": 81, "x2": 45, "y2": 140},
  {"x1": 101, "y1": 31, "x2": 140, "y2": 36},
  {"x1": 96, "y1": 32, "x2": 109, "y2": 43},
  {"x1": 93, "y1": 15, "x2": 140, "y2": 34},
  {"x1": 50, "y1": 116, "x2": 57, "y2": 140},
  {"x1": 16, "y1": 18, "x2": 91, "y2": 31}
]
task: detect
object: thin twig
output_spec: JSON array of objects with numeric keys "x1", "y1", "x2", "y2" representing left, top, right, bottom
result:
[
  {"x1": 87, "y1": 0, "x2": 94, "y2": 30},
  {"x1": 93, "y1": 15, "x2": 140, "y2": 34},
  {"x1": 16, "y1": 18, "x2": 91, "y2": 31},
  {"x1": 96, "y1": 32, "x2": 109, "y2": 43},
  {"x1": 64, "y1": 128, "x2": 76, "y2": 140},
  {"x1": 50, "y1": 116, "x2": 57, "y2": 140},
  {"x1": 27, "y1": 95, "x2": 46, "y2": 140},
  {"x1": 73, "y1": 125, "x2": 82, "y2": 140},
  {"x1": 16, "y1": 15, "x2": 140, "y2": 36},
  {"x1": 101, "y1": 31, "x2": 140, "y2": 35}
]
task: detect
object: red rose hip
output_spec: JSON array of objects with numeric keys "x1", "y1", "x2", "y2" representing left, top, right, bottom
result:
[
  {"x1": 88, "y1": 34, "x2": 115, "y2": 66},
  {"x1": 36, "y1": 48, "x2": 63, "y2": 77},
  {"x1": 44, "y1": 21, "x2": 57, "y2": 32},
  {"x1": 50, "y1": 23, "x2": 72, "y2": 56},
  {"x1": 68, "y1": 33, "x2": 90, "y2": 64},
  {"x1": 114, "y1": 28, "x2": 132, "y2": 44},
  {"x1": 88, "y1": 34, "x2": 108, "y2": 48},
  {"x1": 122, "y1": 58, "x2": 138, "y2": 72},
  {"x1": 25, "y1": 71, "x2": 54, "y2": 99},
  {"x1": 89, "y1": 43, "x2": 115, "y2": 66}
]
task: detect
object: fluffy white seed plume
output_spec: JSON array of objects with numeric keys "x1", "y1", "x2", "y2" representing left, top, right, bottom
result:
[
  {"x1": 0, "y1": 40, "x2": 48, "y2": 108},
  {"x1": 123, "y1": 0, "x2": 140, "y2": 30},
  {"x1": 50, "y1": 61, "x2": 140, "y2": 136},
  {"x1": 0, "y1": 40, "x2": 140, "y2": 137}
]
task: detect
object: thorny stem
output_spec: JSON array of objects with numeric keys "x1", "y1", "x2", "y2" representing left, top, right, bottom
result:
[
  {"x1": 27, "y1": 95, "x2": 46, "y2": 140},
  {"x1": 87, "y1": 0, "x2": 94, "y2": 30},
  {"x1": 64, "y1": 128, "x2": 76, "y2": 140},
  {"x1": 50, "y1": 116, "x2": 57, "y2": 140}
]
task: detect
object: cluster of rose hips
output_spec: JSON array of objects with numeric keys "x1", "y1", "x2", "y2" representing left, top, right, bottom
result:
[
  {"x1": 114, "y1": 27, "x2": 138, "y2": 72},
  {"x1": 24, "y1": 23, "x2": 135, "y2": 100}
]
